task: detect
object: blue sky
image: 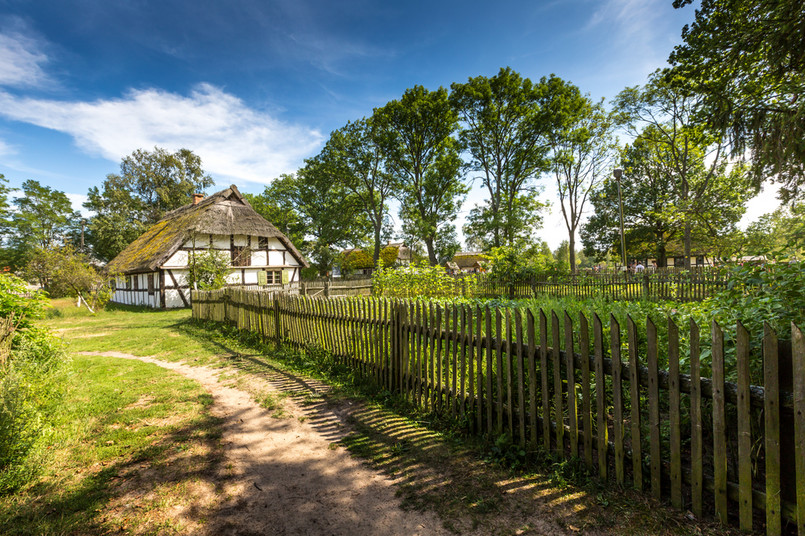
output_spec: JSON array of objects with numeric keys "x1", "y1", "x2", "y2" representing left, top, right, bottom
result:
[{"x1": 0, "y1": 0, "x2": 781, "y2": 249}]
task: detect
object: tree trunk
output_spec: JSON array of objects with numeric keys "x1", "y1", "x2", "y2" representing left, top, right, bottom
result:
[
  {"x1": 425, "y1": 237, "x2": 437, "y2": 266},
  {"x1": 372, "y1": 225, "x2": 382, "y2": 266},
  {"x1": 569, "y1": 233, "x2": 577, "y2": 274},
  {"x1": 684, "y1": 220, "x2": 692, "y2": 270}
]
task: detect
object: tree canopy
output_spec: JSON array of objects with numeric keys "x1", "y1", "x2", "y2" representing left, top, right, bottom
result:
[
  {"x1": 373, "y1": 85, "x2": 468, "y2": 265},
  {"x1": 84, "y1": 147, "x2": 214, "y2": 261},
  {"x1": 669, "y1": 0, "x2": 805, "y2": 202}
]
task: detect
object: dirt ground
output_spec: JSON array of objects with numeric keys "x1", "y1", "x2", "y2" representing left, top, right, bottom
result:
[{"x1": 77, "y1": 351, "x2": 593, "y2": 536}]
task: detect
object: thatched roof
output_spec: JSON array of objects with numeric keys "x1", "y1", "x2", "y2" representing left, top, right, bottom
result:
[
  {"x1": 107, "y1": 185, "x2": 308, "y2": 274},
  {"x1": 451, "y1": 252, "x2": 487, "y2": 268}
]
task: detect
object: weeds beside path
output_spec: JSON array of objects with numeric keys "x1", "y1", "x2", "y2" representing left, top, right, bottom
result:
[{"x1": 0, "y1": 300, "x2": 739, "y2": 535}]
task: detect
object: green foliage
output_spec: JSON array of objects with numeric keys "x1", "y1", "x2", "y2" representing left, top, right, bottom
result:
[
  {"x1": 244, "y1": 174, "x2": 308, "y2": 248},
  {"x1": 451, "y1": 68, "x2": 558, "y2": 250},
  {"x1": 85, "y1": 147, "x2": 214, "y2": 261},
  {"x1": 669, "y1": 0, "x2": 805, "y2": 202},
  {"x1": 484, "y1": 242, "x2": 558, "y2": 281},
  {"x1": 0, "y1": 324, "x2": 69, "y2": 493},
  {"x1": 322, "y1": 118, "x2": 397, "y2": 263},
  {"x1": 187, "y1": 249, "x2": 230, "y2": 290},
  {"x1": 23, "y1": 246, "x2": 114, "y2": 309},
  {"x1": 373, "y1": 85, "x2": 468, "y2": 265},
  {"x1": 373, "y1": 260, "x2": 470, "y2": 299},
  {"x1": 4, "y1": 180, "x2": 79, "y2": 273},
  {"x1": 0, "y1": 273, "x2": 48, "y2": 329}
]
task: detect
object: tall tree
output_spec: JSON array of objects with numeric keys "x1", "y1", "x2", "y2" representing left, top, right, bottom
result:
[
  {"x1": 669, "y1": 0, "x2": 805, "y2": 202},
  {"x1": 244, "y1": 174, "x2": 307, "y2": 248},
  {"x1": 85, "y1": 147, "x2": 214, "y2": 260},
  {"x1": 582, "y1": 123, "x2": 751, "y2": 265},
  {"x1": 320, "y1": 118, "x2": 397, "y2": 264},
  {"x1": 373, "y1": 86, "x2": 468, "y2": 265},
  {"x1": 614, "y1": 71, "x2": 754, "y2": 268},
  {"x1": 450, "y1": 68, "x2": 557, "y2": 250},
  {"x1": 261, "y1": 162, "x2": 367, "y2": 276},
  {"x1": 6, "y1": 180, "x2": 79, "y2": 272},
  {"x1": 547, "y1": 82, "x2": 617, "y2": 273}
]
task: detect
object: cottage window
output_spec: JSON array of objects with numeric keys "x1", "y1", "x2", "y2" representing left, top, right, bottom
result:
[
  {"x1": 265, "y1": 270, "x2": 282, "y2": 284},
  {"x1": 133, "y1": 275, "x2": 139, "y2": 290},
  {"x1": 232, "y1": 246, "x2": 251, "y2": 267},
  {"x1": 147, "y1": 274, "x2": 155, "y2": 295},
  {"x1": 126, "y1": 276, "x2": 132, "y2": 290},
  {"x1": 258, "y1": 236, "x2": 268, "y2": 249}
]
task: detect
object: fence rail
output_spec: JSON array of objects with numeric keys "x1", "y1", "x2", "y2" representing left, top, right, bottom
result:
[{"x1": 192, "y1": 288, "x2": 804, "y2": 535}]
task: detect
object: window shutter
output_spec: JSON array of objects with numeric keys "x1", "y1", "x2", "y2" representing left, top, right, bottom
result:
[
  {"x1": 258, "y1": 270, "x2": 267, "y2": 286},
  {"x1": 281, "y1": 270, "x2": 289, "y2": 284}
]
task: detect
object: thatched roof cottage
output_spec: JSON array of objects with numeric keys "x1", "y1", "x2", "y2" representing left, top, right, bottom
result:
[{"x1": 107, "y1": 185, "x2": 307, "y2": 308}]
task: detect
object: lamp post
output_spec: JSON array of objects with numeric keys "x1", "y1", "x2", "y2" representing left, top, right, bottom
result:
[{"x1": 613, "y1": 168, "x2": 627, "y2": 270}]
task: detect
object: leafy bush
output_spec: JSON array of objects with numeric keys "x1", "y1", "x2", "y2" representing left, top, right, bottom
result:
[
  {"x1": 187, "y1": 250, "x2": 230, "y2": 290},
  {"x1": 0, "y1": 273, "x2": 49, "y2": 328},
  {"x1": 0, "y1": 325, "x2": 69, "y2": 493},
  {"x1": 373, "y1": 260, "x2": 472, "y2": 298},
  {"x1": 0, "y1": 272, "x2": 69, "y2": 492}
]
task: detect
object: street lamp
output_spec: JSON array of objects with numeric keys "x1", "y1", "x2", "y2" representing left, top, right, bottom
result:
[{"x1": 613, "y1": 168, "x2": 627, "y2": 270}]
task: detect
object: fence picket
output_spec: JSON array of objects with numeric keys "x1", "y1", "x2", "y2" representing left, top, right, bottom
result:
[
  {"x1": 507, "y1": 309, "x2": 514, "y2": 435},
  {"x1": 668, "y1": 319, "x2": 682, "y2": 509},
  {"x1": 566, "y1": 312, "x2": 578, "y2": 458},
  {"x1": 580, "y1": 313, "x2": 592, "y2": 468},
  {"x1": 528, "y1": 310, "x2": 538, "y2": 448},
  {"x1": 792, "y1": 323, "x2": 805, "y2": 534},
  {"x1": 594, "y1": 313, "x2": 606, "y2": 479},
  {"x1": 736, "y1": 321, "x2": 752, "y2": 530},
  {"x1": 690, "y1": 319, "x2": 702, "y2": 516},
  {"x1": 764, "y1": 323, "x2": 781, "y2": 536},
  {"x1": 627, "y1": 316, "x2": 643, "y2": 491},
  {"x1": 541, "y1": 310, "x2": 550, "y2": 451},
  {"x1": 611, "y1": 315, "x2": 624, "y2": 485},
  {"x1": 712, "y1": 321, "x2": 728, "y2": 524},
  {"x1": 647, "y1": 317, "x2": 661, "y2": 500}
]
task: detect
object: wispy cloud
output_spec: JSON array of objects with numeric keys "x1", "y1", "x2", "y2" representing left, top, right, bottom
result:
[
  {"x1": 0, "y1": 20, "x2": 51, "y2": 89},
  {"x1": 0, "y1": 84, "x2": 324, "y2": 184}
]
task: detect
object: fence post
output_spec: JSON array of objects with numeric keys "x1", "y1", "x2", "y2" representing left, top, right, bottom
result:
[
  {"x1": 642, "y1": 274, "x2": 650, "y2": 300},
  {"x1": 324, "y1": 281, "x2": 331, "y2": 298},
  {"x1": 273, "y1": 293, "x2": 281, "y2": 345},
  {"x1": 301, "y1": 282, "x2": 307, "y2": 296}
]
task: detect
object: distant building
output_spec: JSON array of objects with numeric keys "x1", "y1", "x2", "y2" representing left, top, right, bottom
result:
[
  {"x1": 445, "y1": 252, "x2": 487, "y2": 274},
  {"x1": 106, "y1": 185, "x2": 307, "y2": 308},
  {"x1": 334, "y1": 242, "x2": 413, "y2": 277}
]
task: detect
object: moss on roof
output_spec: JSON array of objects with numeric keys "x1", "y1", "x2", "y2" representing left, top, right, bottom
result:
[{"x1": 107, "y1": 185, "x2": 308, "y2": 274}]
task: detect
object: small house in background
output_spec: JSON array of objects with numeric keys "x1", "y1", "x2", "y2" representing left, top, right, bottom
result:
[
  {"x1": 446, "y1": 252, "x2": 487, "y2": 274},
  {"x1": 106, "y1": 185, "x2": 307, "y2": 308},
  {"x1": 334, "y1": 242, "x2": 413, "y2": 277}
]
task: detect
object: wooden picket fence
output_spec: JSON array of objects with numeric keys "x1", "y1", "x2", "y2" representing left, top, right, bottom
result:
[
  {"x1": 191, "y1": 288, "x2": 805, "y2": 535},
  {"x1": 452, "y1": 271, "x2": 729, "y2": 302}
]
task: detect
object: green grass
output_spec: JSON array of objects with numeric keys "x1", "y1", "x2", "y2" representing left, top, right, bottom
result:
[{"x1": 0, "y1": 342, "x2": 222, "y2": 535}]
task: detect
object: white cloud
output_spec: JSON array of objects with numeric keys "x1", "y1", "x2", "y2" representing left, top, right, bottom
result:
[
  {"x1": 0, "y1": 26, "x2": 50, "y2": 88},
  {"x1": 65, "y1": 193, "x2": 92, "y2": 217},
  {"x1": 0, "y1": 138, "x2": 15, "y2": 158},
  {"x1": 0, "y1": 84, "x2": 324, "y2": 184}
]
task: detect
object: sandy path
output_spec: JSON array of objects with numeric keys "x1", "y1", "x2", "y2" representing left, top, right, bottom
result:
[{"x1": 79, "y1": 352, "x2": 450, "y2": 536}]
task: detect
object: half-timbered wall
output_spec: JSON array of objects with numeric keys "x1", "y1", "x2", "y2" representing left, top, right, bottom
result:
[{"x1": 111, "y1": 233, "x2": 302, "y2": 309}]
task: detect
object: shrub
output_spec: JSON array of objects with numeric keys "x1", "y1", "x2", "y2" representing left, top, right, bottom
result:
[
  {"x1": 373, "y1": 260, "x2": 471, "y2": 299},
  {"x1": 187, "y1": 250, "x2": 230, "y2": 290}
]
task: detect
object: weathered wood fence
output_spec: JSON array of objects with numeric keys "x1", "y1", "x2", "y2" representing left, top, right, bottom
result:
[
  {"x1": 192, "y1": 288, "x2": 805, "y2": 535},
  {"x1": 446, "y1": 271, "x2": 729, "y2": 302}
]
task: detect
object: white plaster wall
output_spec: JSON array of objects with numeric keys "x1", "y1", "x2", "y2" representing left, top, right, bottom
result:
[
  {"x1": 225, "y1": 270, "x2": 242, "y2": 285},
  {"x1": 268, "y1": 250, "x2": 284, "y2": 266},
  {"x1": 243, "y1": 269, "x2": 259, "y2": 284},
  {"x1": 286, "y1": 255, "x2": 299, "y2": 266},
  {"x1": 164, "y1": 250, "x2": 189, "y2": 268},
  {"x1": 252, "y1": 250, "x2": 267, "y2": 266},
  {"x1": 266, "y1": 237, "x2": 282, "y2": 249},
  {"x1": 165, "y1": 289, "x2": 188, "y2": 308},
  {"x1": 233, "y1": 234, "x2": 248, "y2": 247},
  {"x1": 212, "y1": 235, "x2": 230, "y2": 249},
  {"x1": 169, "y1": 269, "x2": 189, "y2": 286}
]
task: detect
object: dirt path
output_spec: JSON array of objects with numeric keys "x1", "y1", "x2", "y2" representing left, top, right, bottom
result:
[{"x1": 79, "y1": 351, "x2": 451, "y2": 536}]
